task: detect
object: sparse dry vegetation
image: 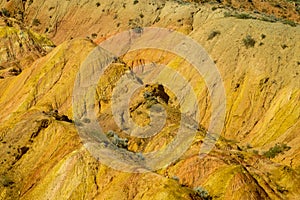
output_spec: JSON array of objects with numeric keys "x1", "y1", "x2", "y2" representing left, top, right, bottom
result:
[
  {"x1": 1, "y1": 8, "x2": 10, "y2": 17},
  {"x1": 263, "y1": 143, "x2": 291, "y2": 159},
  {"x1": 32, "y1": 18, "x2": 41, "y2": 26},
  {"x1": 194, "y1": 187, "x2": 212, "y2": 200},
  {"x1": 207, "y1": 30, "x2": 220, "y2": 40},
  {"x1": 243, "y1": 35, "x2": 256, "y2": 48}
]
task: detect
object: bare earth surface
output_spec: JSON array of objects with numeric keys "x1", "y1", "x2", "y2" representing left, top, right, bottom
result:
[{"x1": 0, "y1": 0, "x2": 299, "y2": 199}]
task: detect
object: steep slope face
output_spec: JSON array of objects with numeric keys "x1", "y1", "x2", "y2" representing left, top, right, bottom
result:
[
  {"x1": 0, "y1": 0, "x2": 299, "y2": 199},
  {"x1": 1, "y1": 0, "x2": 299, "y2": 45},
  {"x1": 189, "y1": 10, "x2": 300, "y2": 154},
  {"x1": 0, "y1": 33, "x2": 204, "y2": 199},
  {"x1": 0, "y1": 19, "x2": 54, "y2": 78}
]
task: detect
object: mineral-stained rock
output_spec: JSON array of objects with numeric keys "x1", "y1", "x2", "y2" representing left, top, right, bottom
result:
[{"x1": 0, "y1": 0, "x2": 299, "y2": 199}]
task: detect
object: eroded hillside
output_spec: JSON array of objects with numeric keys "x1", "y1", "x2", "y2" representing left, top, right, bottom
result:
[{"x1": 0, "y1": 0, "x2": 299, "y2": 199}]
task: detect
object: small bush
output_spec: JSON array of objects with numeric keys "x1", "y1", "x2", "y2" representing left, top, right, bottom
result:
[
  {"x1": 281, "y1": 44, "x2": 288, "y2": 49},
  {"x1": 235, "y1": 13, "x2": 253, "y2": 19},
  {"x1": 224, "y1": 12, "x2": 231, "y2": 17},
  {"x1": 133, "y1": 0, "x2": 139, "y2": 5},
  {"x1": 282, "y1": 19, "x2": 297, "y2": 27},
  {"x1": 1, "y1": 8, "x2": 10, "y2": 17},
  {"x1": 107, "y1": 131, "x2": 128, "y2": 149},
  {"x1": 32, "y1": 18, "x2": 41, "y2": 26},
  {"x1": 243, "y1": 35, "x2": 256, "y2": 48},
  {"x1": 260, "y1": 15, "x2": 278, "y2": 23},
  {"x1": 194, "y1": 187, "x2": 212, "y2": 200},
  {"x1": 154, "y1": 16, "x2": 160, "y2": 23},
  {"x1": 171, "y1": 176, "x2": 180, "y2": 182},
  {"x1": 212, "y1": 7, "x2": 218, "y2": 11},
  {"x1": 96, "y1": 2, "x2": 100, "y2": 7},
  {"x1": 276, "y1": 185, "x2": 288, "y2": 193},
  {"x1": 91, "y1": 33, "x2": 97, "y2": 38},
  {"x1": 174, "y1": 0, "x2": 190, "y2": 5},
  {"x1": 207, "y1": 30, "x2": 220, "y2": 40},
  {"x1": 252, "y1": 150, "x2": 259, "y2": 155},
  {"x1": 263, "y1": 143, "x2": 291, "y2": 159},
  {"x1": 143, "y1": 91, "x2": 154, "y2": 100},
  {"x1": 0, "y1": 175, "x2": 14, "y2": 187},
  {"x1": 133, "y1": 26, "x2": 143, "y2": 33},
  {"x1": 224, "y1": 12, "x2": 255, "y2": 19},
  {"x1": 136, "y1": 152, "x2": 144, "y2": 160},
  {"x1": 296, "y1": 6, "x2": 300, "y2": 13},
  {"x1": 143, "y1": 91, "x2": 158, "y2": 106}
]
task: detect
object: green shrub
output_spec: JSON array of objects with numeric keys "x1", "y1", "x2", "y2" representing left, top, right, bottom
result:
[
  {"x1": 234, "y1": 13, "x2": 253, "y2": 19},
  {"x1": 276, "y1": 185, "x2": 288, "y2": 193},
  {"x1": 263, "y1": 143, "x2": 291, "y2": 159},
  {"x1": 143, "y1": 91, "x2": 157, "y2": 107},
  {"x1": 133, "y1": 0, "x2": 139, "y2": 5},
  {"x1": 282, "y1": 19, "x2": 297, "y2": 27},
  {"x1": 296, "y1": 6, "x2": 300, "y2": 13},
  {"x1": 91, "y1": 33, "x2": 97, "y2": 38},
  {"x1": 224, "y1": 12, "x2": 231, "y2": 17},
  {"x1": 281, "y1": 44, "x2": 288, "y2": 49},
  {"x1": 1, "y1": 8, "x2": 10, "y2": 17},
  {"x1": 0, "y1": 175, "x2": 14, "y2": 187},
  {"x1": 107, "y1": 130, "x2": 128, "y2": 149},
  {"x1": 224, "y1": 12, "x2": 255, "y2": 20},
  {"x1": 173, "y1": 0, "x2": 190, "y2": 5},
  {"x1": 243, "y1": 35, "x2": 256, "y2": 48},
  {"x1": 194, "y1": 187, "x2": 212, "y2": 200},
  {"x1": 252, "y1": 150, "x2": 259, "y2": 155},
  {"x1": 212, "y1": 7, "x2": 218, "y2": 11},
  {"x1": 133, "y1": 26, "x2": 143, "y2": 33},
  {"x1": 32, "y1": 18, "x2": 41, "y2": 26},
  {"x1": 207, "y1": 30, "x2": 220, "y2": 40},
  {"x1": 143, "y1": 91, "x2": 154, "y2": 100},
  {"x1": 260, "y1": 16, "x2": 277, "y2": 23}
]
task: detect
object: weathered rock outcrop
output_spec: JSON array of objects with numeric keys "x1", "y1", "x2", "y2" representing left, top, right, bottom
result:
[{"x1": 0, "y1": 0, "x2": 299, "y2": 199}]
